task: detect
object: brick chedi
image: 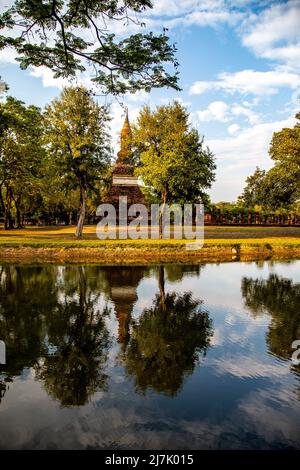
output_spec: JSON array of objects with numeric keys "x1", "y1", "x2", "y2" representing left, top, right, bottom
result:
[{"x1": 105, "y1": 110, "x2": 146, "y2": 212}]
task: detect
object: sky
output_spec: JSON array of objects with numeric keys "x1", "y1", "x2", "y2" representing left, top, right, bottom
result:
[{"x1": 0, "y1": 0, "x2": 300, "y2": 202}]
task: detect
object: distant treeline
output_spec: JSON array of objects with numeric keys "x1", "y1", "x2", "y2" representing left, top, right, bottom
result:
[{"x1": 205, "y1": 204, "x2": 300, "y2": 226}]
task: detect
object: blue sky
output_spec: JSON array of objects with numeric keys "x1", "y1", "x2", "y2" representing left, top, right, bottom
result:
[{"x1": 1, "y1": 0, "x2": 300, "y2": 202}]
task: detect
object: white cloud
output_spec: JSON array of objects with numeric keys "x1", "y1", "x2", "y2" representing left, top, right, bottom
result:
[
  {"x1": 125, "y1": 89, "x2": 149, "y2": 103},
  {"x1": 174, "y1": 9, "x2": 240, "y2": 28},
  {"x1": 242, "y1": 1, "x2": 300, "y2": 69},
  {"x1": 228, "y1": 123, "x2": 240, "y2": 135},
  {"x1": 90, "y1": 0, "x2": 241, "y2": 37},
  {"x1": 29, "y1": 66, "x2": 70, "y2": 89},
  {"x1": 189, "y1": 69, "x2": 300, "y2": 96},
  {"x1": 151, "y1": 0, "x2": 224, "y2": 17},
  {"x1": 208, "y1": 116, "x2": 296, "y2": 167},
  {"x1": 208, "y1": 116, "x2": 297, "y2": 201},
  {"x1": 197, "y1": 100, "x2": 230, "y2": 122},
  {"x1": 231, "y1": 104, "x2": 260, "y2": 125},
  {"x1": 28, "y1": 66, "x2": 103, "y2": 93},
  {"x1": 196, "y1": 100, "x2": 260, "y2": 124},
  {"x1": 148, "y1": 0, "x2": 242, "y2": 28},
  {"x1": 0, "y1": 47, "x2": 17, "y2": 64},
  {"x1": 160, "y1": 96, "x2": 192, "y2": 107}
]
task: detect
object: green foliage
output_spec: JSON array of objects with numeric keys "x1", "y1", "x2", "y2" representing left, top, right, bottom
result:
[
  {"x1": 239, "y1": 112, "x2": 300, "y2": 210},
  {"x1": 122, "y1": 267, "x2": 213, "y2": 396},
  {"x1": 268, "y1": 111, "x2": 300, "y2": 204},
  {"x1": 44, "y1": 86, "x2": 112, "y2": 237},
  {"x1": 237, "y1": 167, "x2": 267, "y2": 208},
  {"x1": 133, "y1": 101, "x2": 216, "y2": 205},
  {"x1": 0, "y1": 265, "x2": 111, "y2": 406},
  {"x1": 242, "y1": 274, "x2": 300, "y2": 383},
  {"x1": 0, "y1": 96, "x2": 45, "y2": 228},
  {"x1": 45, "y1": 86, "x2": 111, "y2": 171},
  {"x1": 0, "y1": 0, "x2": 179, "y2": 95}
]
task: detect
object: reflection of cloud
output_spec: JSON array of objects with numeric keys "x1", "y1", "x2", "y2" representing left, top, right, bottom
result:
[
  {"x1": 210, "y1": 329, "x2": 223, "y2": 347},
  {"x1": 210, "y1": 309, "x2": 270, "y2": 353},
  {"x1": 238, "y1": 386, "x2": 300, "y2": 445},
  {"x1": 2, "y1": 367, "x2": 300, "y2": 450},
  {"x1": 209, "y1": 355, "x2": 290, "y2": 379}
]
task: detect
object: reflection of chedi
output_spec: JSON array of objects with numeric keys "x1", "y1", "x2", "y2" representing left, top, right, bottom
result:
[
  {"x1": 105, "y1": 109, "x2": 146, "y2": 212},
  {"x1": 102, "y1": 267, "x2": 145, "y2": 346}
]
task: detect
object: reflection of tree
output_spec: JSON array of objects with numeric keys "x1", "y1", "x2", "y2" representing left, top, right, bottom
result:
[
  {"x1": 122, "y1": 266, "x2": 213, "y2": 396},
  {"x1": 0, "y1": 381, "x2": 5, "y2": 402},
  {"x1": 242, "y1": 274, "x2": 300, "y2": 401},
  {"x1": 242, "y1": 274, "x2": 300, "y2": 361},
  {"x1": 163, "y1": 265, "x2": 203, "y2": 283},
  {"x1": 36, "y1": 267, "x2": 111, "y2": 407},
  {"x1": 0, "y1": 265, "x2": 58, "y2": 402}
]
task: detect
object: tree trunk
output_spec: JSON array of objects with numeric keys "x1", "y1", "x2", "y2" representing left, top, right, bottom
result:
[
  {"x1": 14, "y1": 196, "x2": 22, "y2": 229},
  {"x1": 4, "y1": 210, "x2": 14, "y2": 230},
  {"x1": 0, "y1": 185, "x2": 4, "y2": 215},
  {"x1": 75, "y1": 186, "x2": 87, "y2": 238},
  {"x1": 4, "y1": 187, "x2": 14, "y2": 230},
  {"x1": 159, "y1": 191, "x2": 167, "y2": 240},
  {"x1": 158, "y1": 266, "x2": 166, "y2": 311}
]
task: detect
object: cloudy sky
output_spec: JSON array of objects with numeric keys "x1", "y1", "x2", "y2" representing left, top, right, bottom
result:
[{"x1": 1, "y1": 0, "x2": 300, "y2": 202}]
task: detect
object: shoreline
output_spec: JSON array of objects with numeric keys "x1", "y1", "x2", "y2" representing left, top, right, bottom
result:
[{"x1": 1, "y1": 242, "x2": 300, "y2": 264}]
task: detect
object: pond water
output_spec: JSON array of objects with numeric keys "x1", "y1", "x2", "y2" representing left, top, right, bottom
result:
[{"x1": 0, "y1": 261, "x2": 300, "y2": 450}]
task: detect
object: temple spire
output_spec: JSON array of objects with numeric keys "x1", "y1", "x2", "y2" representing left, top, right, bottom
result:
[{"x1": 119, "y1": 107, "x2": 132, "y2": 161}]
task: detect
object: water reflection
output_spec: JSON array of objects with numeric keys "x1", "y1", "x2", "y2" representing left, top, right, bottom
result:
[
  {"x1": 101, "y1": 266, "x2": 147, "y2": 349},
  {"x1": 35, "y1": 266, "x2": 111, "y2": 407},
  {"x1": 121, "y1": 267, "x2": 213, "y2": 396},
  {"x1": 0, "y1": 262, "x2": 300, "y2": 449},
  {"x1": 0, "y1": 266, "x2": 112, "y2": 407},
  {"x1": 0, "y1": 265, "x2": 211, "y2": 404},
  {"x1": 0, "y1": 265, "x2": 58, "y2": 403},
  {"x1": 242, "y1": 274, "x2": 300, "y2": 381}
]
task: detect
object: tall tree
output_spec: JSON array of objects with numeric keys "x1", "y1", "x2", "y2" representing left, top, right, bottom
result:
[
  {"x1": 0, "y1": 1, "x2": 179, "y2": 95},
  {"x1": 133, "y1": 102, "x2": 216, "y2": 234},
  {"x1": 0, "y1": 97, "x2": 45, "y2": 228},
  {"x1": 269, "y1": 111, "x2": 300, "y2": 202},
  {"x1": 238, "y1": 112, "x2": 300, "y2": 210},
  {"x1": 237, "y1": 167, "x2": 267, "y2": 208},
  {"x1": 44, "y1": 86, "x2": 112, "y2": 238}
]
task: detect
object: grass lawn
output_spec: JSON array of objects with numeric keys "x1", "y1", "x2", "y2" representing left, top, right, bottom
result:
[
  {"x1": 0, "y1": 224, "x2": 300, "y2": 247},
  {"x1": 0, "y1": 225, "x2": 300, "y2": 264}
]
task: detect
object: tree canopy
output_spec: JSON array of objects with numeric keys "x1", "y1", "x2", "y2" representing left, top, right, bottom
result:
[
  {"x1": 0, "y1": 0, "x2": 179, "y2": 95},
  {"x1": 0, "y1": 97, "x2": 45, "y2": 228},
  {"x1": 133, "y1": 101, "x2": 216, "y2": 207},
  {"x1": 238, "y1": 112, "x2": 300, "y2": 211},
  {"x1": 237, "y1": 167, "x2": 267, "y2": 209},
  {"x1": 44, "y1": 86, "x2": 112, "y2": 237}
]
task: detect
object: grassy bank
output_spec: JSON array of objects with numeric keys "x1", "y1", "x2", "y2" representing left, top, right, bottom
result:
[{"x1": 0, "y1": 225, "x2": 300, "y2": 264}]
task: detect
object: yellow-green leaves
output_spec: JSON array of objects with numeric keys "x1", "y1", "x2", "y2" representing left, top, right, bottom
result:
[{"x1": 132, "y1": 101, "x2": 216, "y2": 205}]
